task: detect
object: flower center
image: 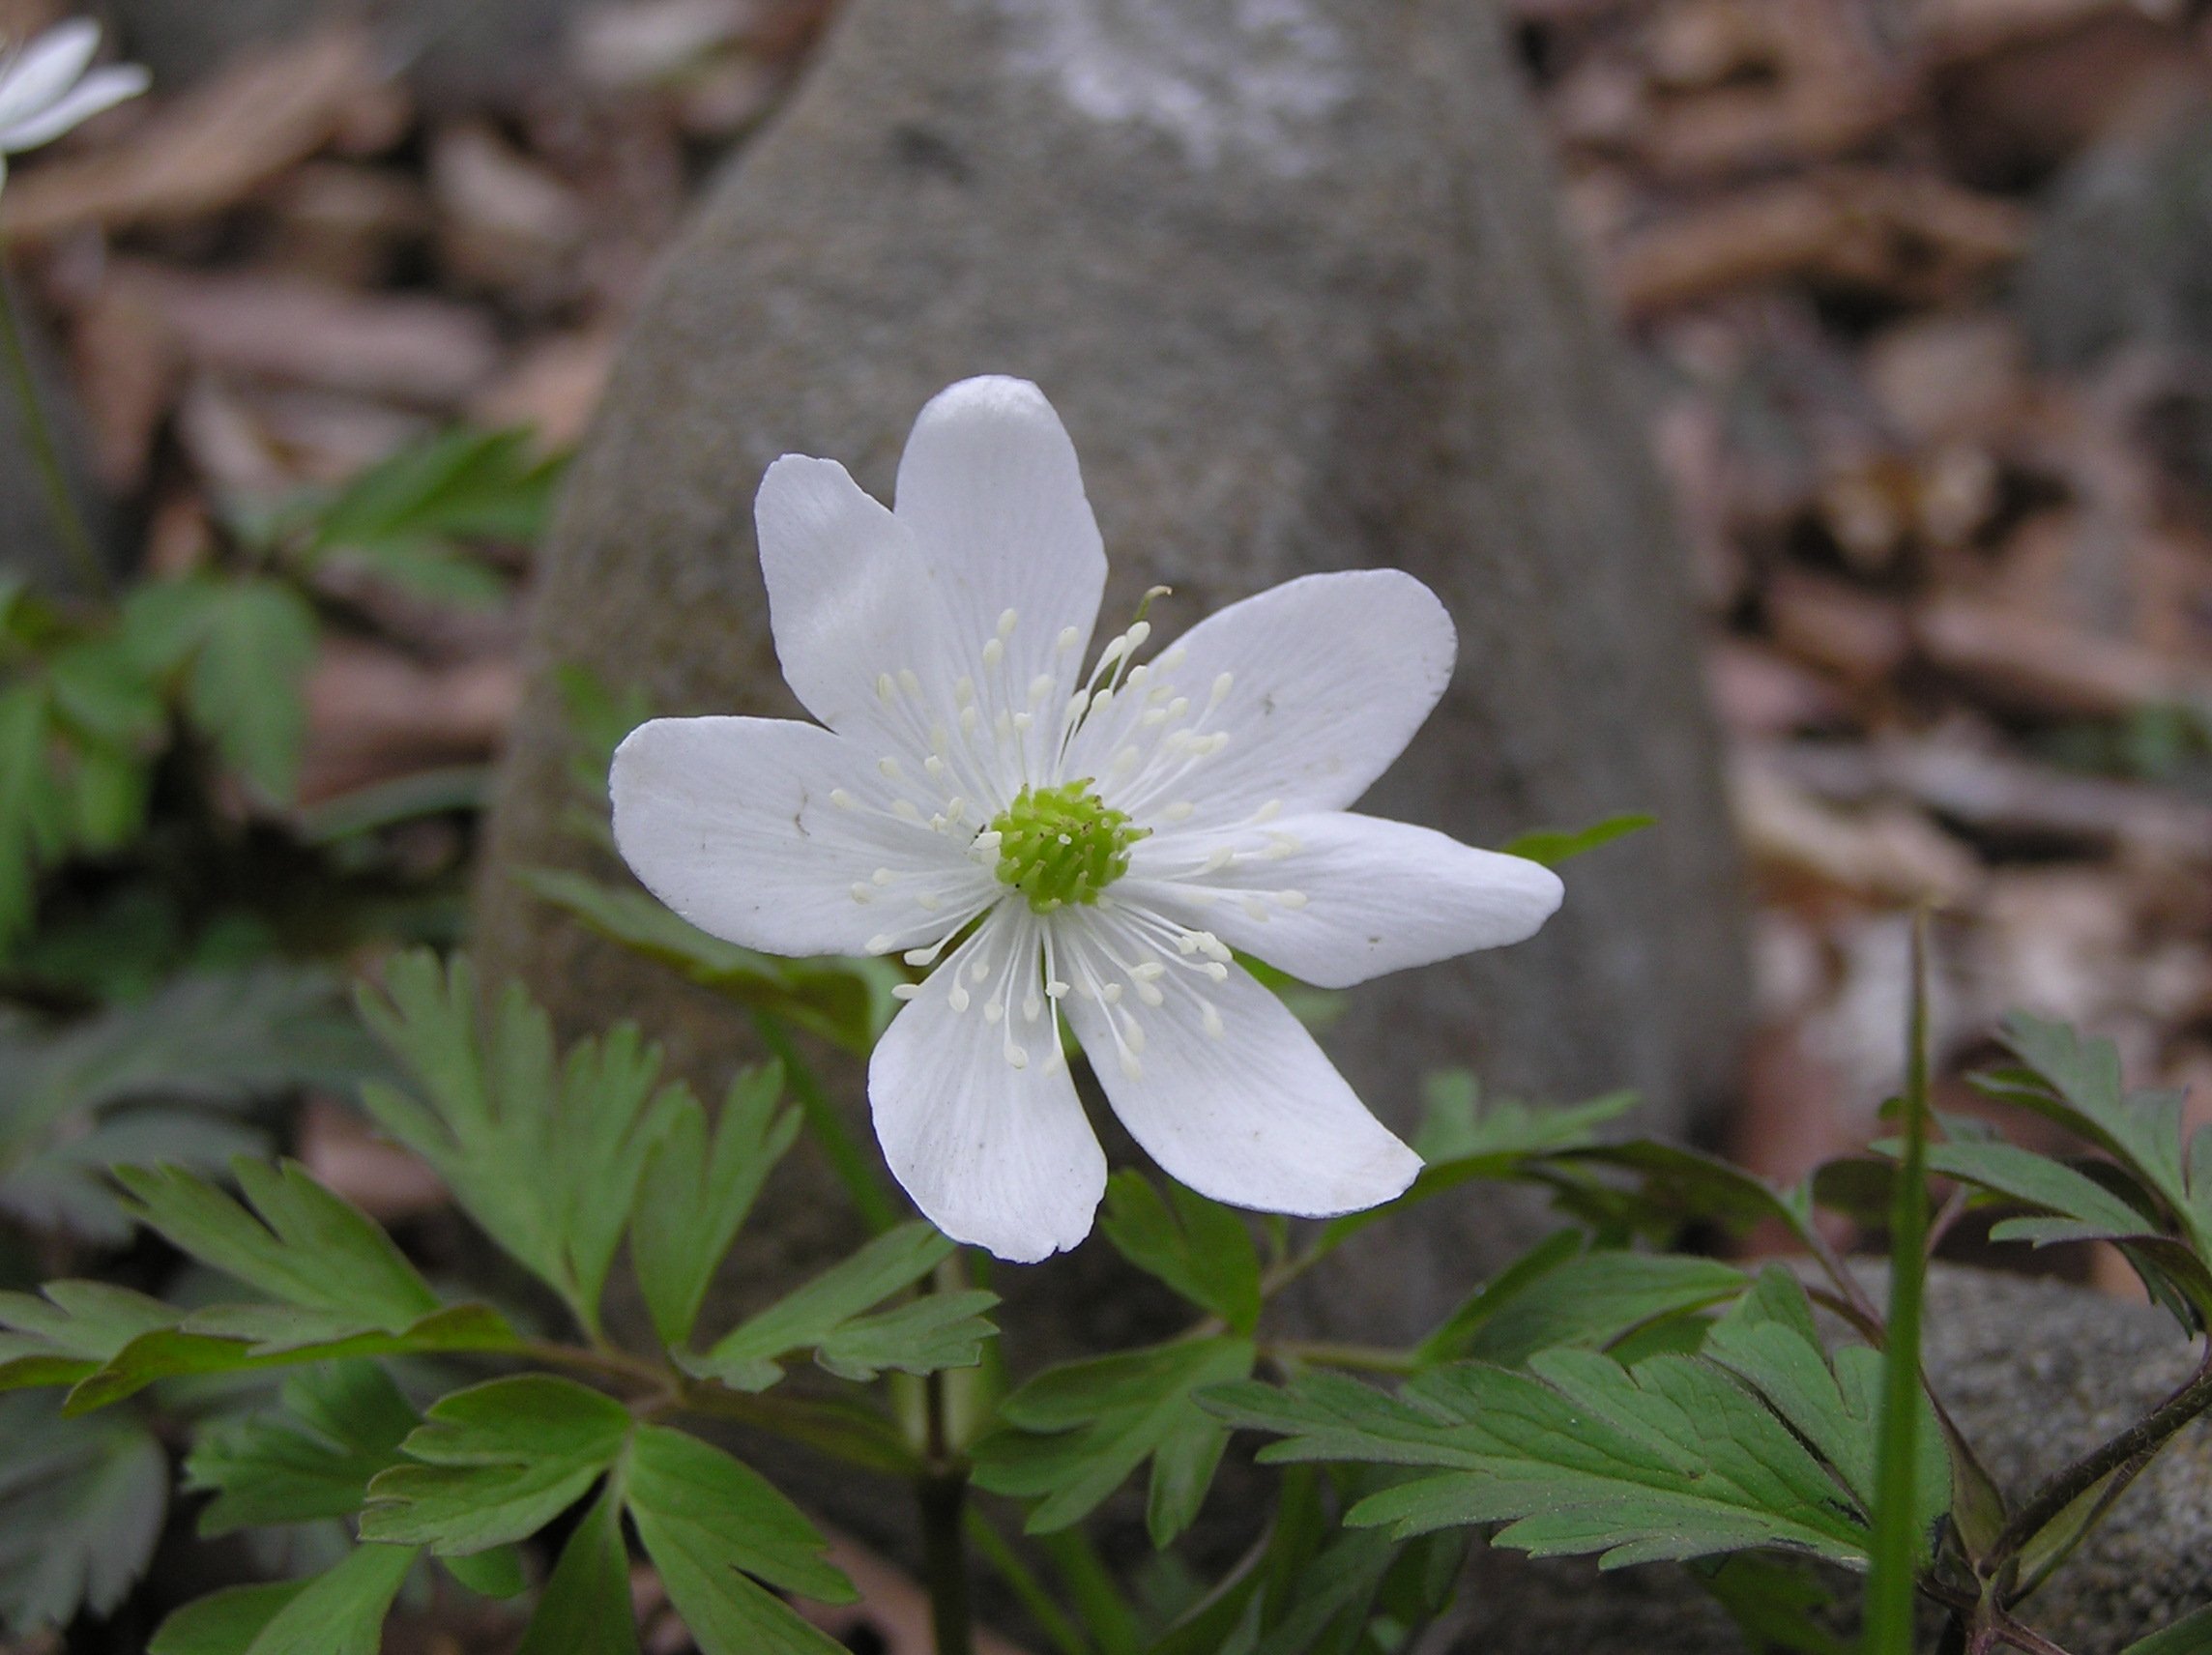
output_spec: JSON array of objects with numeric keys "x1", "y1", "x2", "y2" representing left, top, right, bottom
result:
[{"x1": 987, "y1": 780, "x2": 1146, "y2": 914}]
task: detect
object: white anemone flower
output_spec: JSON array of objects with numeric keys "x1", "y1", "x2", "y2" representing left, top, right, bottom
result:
[
  {"x1": 0, "y1": 19, "x2": 148, "y2": 189},
  {"x1": 611, "y1": 376, "x2": 1565, "y2": 1263}
]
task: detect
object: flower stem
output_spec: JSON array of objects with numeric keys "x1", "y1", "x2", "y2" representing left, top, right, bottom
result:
[
  {"x1": 0, "y1": 248, "x2": 106, "y2": 600},
  {"x1": 919, "y1": 1367, "x2": 975, "y2": 1655}
]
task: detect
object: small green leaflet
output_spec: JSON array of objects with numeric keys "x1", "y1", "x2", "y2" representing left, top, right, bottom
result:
[
  {"x1": 815, "y1": 1291, "x2": 1000, "y2": 1383},
  {"x1": 154, "y1": 1543, "x2": 419, "y2": 1655},
  {"x1": 186, "y1": 1361, "x2": 419, "y2": 1533},
  {"x1": 630, "y1": 1063, "x2": 798, "y2": 1350},
  {"x1": 971, "y1": 1336, "x2": 1256, "y2": 1547},
  {"x1": 2120, "y1": 1605, "x2": 2212, "y2": 1655},
  {"x1": 1098, "y1": 1172, "x2": 1262, "y2": 1333},
  {"x1": 1417, "y1": 1236, "x2": 1746, "y2": 1366},
  {"x1": 1210, "y1": 1270, "x2": 1938, "y2": 1572},
  {"x1": 0, "y1": 1392, "x2": 166, "y2": 1634},
  {"x1": 313, "y1": 426, "x2": 562, "y2": 553},
  {"x1": 1499, "y1": 812, "x2": 1655, "y2": 868},
  {"x1": 362, "y1": 1376, "x2": 631, "y2": 1554},
  {"x1": 355, "y1": 950, "x2": 685, "y2": 1335},
  {"x1": 117, "y1": 1158, "x2": 440, "y2": 1334},
  {"x1": 517, "y1": 1489, "x2": 639, "y2": 1655},
  {"x1": 0, "y1": 1279, "x2": 179, "y2": 1391},
  {"x1": 120, "y1": 575, "x2": 317, "y2": 803},
  {"x1": 687, "y1": 1222, "x2": 963, "y2": 1389}
]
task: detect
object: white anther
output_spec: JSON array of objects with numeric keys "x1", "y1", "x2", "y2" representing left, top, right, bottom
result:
[
  {"x1": 1091, "y1": 687, "x2": 1115, "y2": 713},
  {"x1": 866, "y1": 934, "x2": 895, "y2": 954},
  {"x1": 873, "y1": 868, "x2": 895, "y2": 886},
  {"x1": 924, "y1": 755, "x2": 946, "y2": 778},
  {"x1": 1252, "y1": 799, "x2": 1283, "y2": 824},
  {"x1": 970, "y1": 956, "x2": 991, "y2": 982},
  {"x1": 1263, "y1": 836, "x2": 1296, "y2": 860},
  {"x1": 1098, "y1": 636, "x2": 1129, "y2": 668},
  {"x1": 1024, "y1": 991, "x2": 1042, "y2": 1022},
  {"x1": 879, "y1": 757, "x2": 904, "y2": 780},
  {"x1": 1014, "y1": 712, "x2": 1033, "y2": 731},
  {"x1": 948, "y1": 983, "x2": 972, "y2": 1012},
  {"x1": 973, "y1": 830, "x2": 1003, "y2": 854},
  {"x1": 1204, "y1": 962, "x2": 1228, "y2": 982},
  {"x1": 1141, "y1": 710, "x2": 1167, "y2": 728},
  {"x1": 960, "y1": 705, "x2": 980, "y2": 735},
  {"x1": 998, "y1": 608, "x2": 1020, "y2": 639},
  {"x1": 1241, "y1": 896, "x2": 1269, "y2": 921},
  {"x1": 1064, "y1": 690, "x2": 1091, "y2": 723},
  {"x1": 1029, "y1": 673, "x2": 1056, "y2": 703},
  {"x1": 892, "y1": 983, "x2": 921, "y2": 1001},
  {"x1": 830, "y1": 789, "x2": 857, "y2": 810},
  {"x1": 1135, "y1": 981, "x2": 1164, "y2": 1007},
  {"x1": 955, "y1": 676, "x2": 975, "y2": 706},
  {"x1": 1004, "y1": 1041, "x2": 1029, "y2": 1069},
  {"x1": 892, "y1": 798, "x2": 922, "y2": 822},
  {"x1": 1159, "y1": 646, "x2": 1187, "y2": 670},
  {"x1": 1126, "y1": 621, "x2": 1151, "y2": 651},
  {"x1": 1102, "y1": 982, "x2": 1123, "y2": 1004},
  {"x1": 1175, "y1": 935, "x2": 1198, "y2": 955},
  {"x1": 1202, "y1": 847, "x2": 1236, "y2": 874},
  {"x1": 1166, "y1": 696, "x2": 1190, "y2": 719},
  {"x1": 1058, "y1": 625, "x2": 1080, "y2": 652},
  {"x1": 994, "y1": 711, "x2": 1014, "y2": 740},
  {"x1": 877, "y1": 673, "x2": 896, "y2": 703},
  {"x1": 1125, "y1": 1021, "x2": 1147, "y2": 1055},
  {"x1": 1045, "y1": 979, "x2": 1070, "y2": 999},
  {"x1": 850, "y1": 883, "x2": 872, "y2": 903},
  {"x1": 1120, "y1": 1051, "x2": 1144, "y2": 1081},
  {"x1": 944, "y1": 798, "x2": 967, "y2": 824},
  {"x1": 1209, "y1": 672, "x2": 1234, "y2": 705},
  {"x1": 1194, "y1": 932, "x2": 1231, "y2": 961},
  {"x1": 1131, "y1": 961, "x2": 1167, "y2": 980},
  {"x1": 982, "y1": 637, "x2": 1004, "y2": 668},
  {"x1": 1277, "y1": 890, "x2": 1308, "y2": 910},
  {"x1": 1126, "y1": 663, "x2": 1150, "y2": 688},
  {"x1": 1201, "y1": 1000, "x2": 1225, "y2": 1037},
  {"x1": 898, "y1": 668, "x2": 922, "y2": 697},
  {"x1": 1112, "y1": 746, "x2": 1140, "y2": 774},
  {"x1": 917, "y1": 893, "x2": 942, "y2": 912},
  {"x1": 984, "y1": 1002, "x2": 1004, "y2": 1024},
  {"x1": 1164, "y1": 801, "x2": 1195, "y2": 822},
  {"x1": 1201, "y1": 733, "x2": 1231, "y2": 756}
]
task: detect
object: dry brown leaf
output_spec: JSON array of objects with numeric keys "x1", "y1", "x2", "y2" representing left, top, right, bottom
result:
[
  {"x1": 67, "y1": 278, "x2": 181, "y2": 491},
  {"x1": 295, "y1": 1097, "x2": 449, "y2": 1223},
  {"x1": 301, "y1": 643, "x2": 520, "y2": 804},
  {"x1": 1, "y1": 28, "x2": 380, "y2": 243},
  {"x1": 1732, "y1": 757, "x2": 1982, "y2": 904},
  {"x1": 112, "y1": 263, "x2": 499, "y2": 407},
  {"x1": 1915, "y1": 595, "x2": 2212, "y2": 716},
  {"x1": 1766, "y1": 568, "x2": 1911, "y2": 684},
  {"x1": 1707, "y1": 637, "x2": 1849, "y2": 736},
  {"x1": 1611, "y1": 170, "x2": 2029, "y2": 316},
  {"x1": 470, "y1": 327, "x2": 617, "y2": 449}
]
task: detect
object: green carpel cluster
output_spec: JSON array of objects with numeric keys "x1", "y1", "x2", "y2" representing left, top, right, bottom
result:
[{"x1": 988, "y1": 780, "x2": 1146, "y2": 914}]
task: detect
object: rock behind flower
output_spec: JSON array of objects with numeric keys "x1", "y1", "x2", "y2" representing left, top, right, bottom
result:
[{"x1": 477, "y1": 0, "x2": 1746, "y2": 1379}]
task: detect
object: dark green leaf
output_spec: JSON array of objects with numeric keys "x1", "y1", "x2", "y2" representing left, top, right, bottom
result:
[
  {"x1": 815, "y1": 1289, "x2": 999, "y2": 1382},
  {"x1": 443, "y1": 1544, "x2": 527, "y2": 1598},
  {"x1": 149, "y1": 1582, "x2": 309, "y2": 1655},
  {"x1": 625, "y1": 1425, "x2": 853, "y2": 1655},
  {"x1": 182, "y1": 579, "x2": 317, "y2": 802},
  {"x1": 355, "y1": 950, "x2": 685, "y2": 1333},
  {"x1": 314, "y1": 426, "x2": 562, "y2": 553},
  {"x1": 0, "y1": 1279, "x2": 180, "y2": 1390},
  {"x1": 973, "y1": 1336, "x2": 1256, "y2": 1544},
  {"x1": 186, "y1": 1361, "x2": 419, "y2": 1533},
  {"x1": 1696, "y1": 1554, "x2": 1849, "y2": 1655},
  {"x1": 1100, "y1": 1173, "x2": 1262, "y2": 1333},
  {"x1": 363, "y1": 1375, "x2": 631, "y2": 1553},
  {"x1": 518, "y1": 1489, "x2": 639, "y2": 1655},
  {"x1": 0, "y1": 1392, "x2": 166, "y2": 1632},
  {"x1": 2121, "y1": 1605, "x2": 2212, "y2": 1655},
  {"x1": 117, "y1": 1158, "x2": 440, "y2": 1331},
  {"x1": 237, "y1": 1542, "x2": 417, "y2": 1655},
  {"x1": 630, "y1": 1063, "x2": 797, "y2": 1350},
  {"x1": 1498, "y1": 813, "x2": 1654, "y2": 867},
  {"x1": 690, "y1": 1221, "x2": 953, "y2": 1390},
  {"x1": 1420, "y1": 1239, "x2": 1745, "y2": 1367}
]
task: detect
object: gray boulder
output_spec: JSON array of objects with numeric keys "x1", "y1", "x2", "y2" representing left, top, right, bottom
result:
[
  {"x1": 474, "y1": 0, "x2": 1749, "y2": 1350},
  {"x1": 1449, "y1": 1266, "x2": 2212, "y2": 1654}
]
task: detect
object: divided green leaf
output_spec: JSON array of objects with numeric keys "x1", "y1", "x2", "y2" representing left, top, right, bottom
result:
[
  {"x1": 1099, "y1": 1172, "x2": 1262, "y2": 1332},
  {"x1": 152, "y1": 1542, "x2": 419, "y2": 1655},
  {"x1": 517, "y1": 1488, "x2": 640, "y2": 1655},
  {"x1": 362, "y1": 1375, "x2": 631, "y2": 1554},
  {"x1": 629, "y1": 1062, "x2": 798, "y2": 1350},
  {"x1": 0, "y1": 1279, "x2": 180, "y2": 1391},
  {"x1": 186, "y1": 1361, "x2": 419, "y2": 1533},
  {"x1": 688, "y1": 1221, "x2": 957, "y2": 1389},
  {"x1": 972, "y1": 1335, "x2": 1256, "y2": 1547},
  {"x1": 1418, "y1": 1235, "x2": 1745, "y2": 1367},
  {"x1": 0, "y1": 1392, "x2": 166, "y2": 1634},
  {"x1": 355, "y1": 950, "x2": 685, "y2": 1333}
]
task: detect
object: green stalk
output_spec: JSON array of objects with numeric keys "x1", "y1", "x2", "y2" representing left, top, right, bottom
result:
[
  {"x1": 1865, "y1": 908, "x2": 1935, "y2": 1652},
  {"x1": 750, "y1": 1010, "x2": 901, "y2": 1234},
  {"x1": 0, "y1": 249, "x2": 106, "y2": 600}
]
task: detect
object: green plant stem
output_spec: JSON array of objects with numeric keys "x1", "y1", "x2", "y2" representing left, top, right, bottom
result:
[
  {"x1": 751, "y1": 1010, "x2": 901, "y2": 1234},
  {"x1": 967, "y1": 1507, "x2": 1092, "y2": 1655},
  {"x1": 1268, "y1": 1338, "x2": 1418, "y2": 1375},
  {"x1": 919, "y1": 1366, "x2": 975, "y2": 1655},
  {"x1": 0, "y1": 251, "x2": 105, "y2": 600},
  {"x1": 1984, "y1": 1346, "x2": 2212, "y2": 1586},
  {"x1": 1865, "y1": 907, "x2": 1935, "y2": 1653}
]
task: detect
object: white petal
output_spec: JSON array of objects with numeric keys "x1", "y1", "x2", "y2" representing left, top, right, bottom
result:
[
  {"x1": 610, "y1": 715, "x2": 991, "y2": 958},
  {"x1": 0, "y1": 60, "x2": 145, "y2": 153},
  {"x1": 1058, "y1": 922, "x2": 1419, "y2": 1216},
  {"x1": 1125, "y1": 812, "x2": 1562, "y2": 988},
  {"x1": 870, "y1": 913, "x2": 1106, "y2": 1262},
  {"x1": 894, "y1": 377, "x2": 1106, "y2": 772},
  {"x1": 755, "y1": 454, "x2": 958, "y2": 741},
  {"x1": 1077, "y1": 569, "x2": 1454, "y2": 830},
  {"x1": 0, "y1": 21, "x2": 99, "y2": 134}
]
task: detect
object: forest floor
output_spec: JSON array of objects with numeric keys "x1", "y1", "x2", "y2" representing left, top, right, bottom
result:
[{"x1": 7, "y1": 0, "x2": 2212, "y2": 1643}]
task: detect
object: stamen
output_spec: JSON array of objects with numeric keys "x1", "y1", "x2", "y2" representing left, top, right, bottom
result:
[
  {"x1": 892, "y1": 983, "x2": 920, "y2": 1001},
  {"x1": 998, "y1": 608, "x2": 1020, "y2": 639},
  {"x1": 830, "y1": 789, "x2": 857, "y2": 809},
  {"x1": 898, "y1": 668, "x2": 922, "y2": 697}
]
